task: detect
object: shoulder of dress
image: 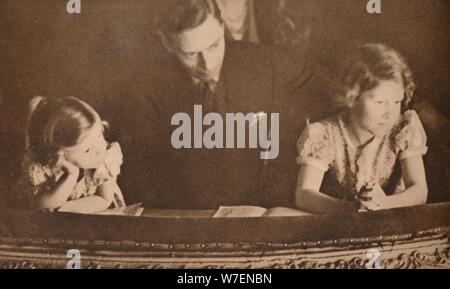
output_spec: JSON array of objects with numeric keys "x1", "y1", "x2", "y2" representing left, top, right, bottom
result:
[{"x1": 393, "y1": 109, "x2": 424, "y2": 135}]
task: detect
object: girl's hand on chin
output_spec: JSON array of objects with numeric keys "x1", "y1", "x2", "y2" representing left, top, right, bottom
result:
[{"x1": 53, "y1": 153, "x2": 80, "y2": 177}]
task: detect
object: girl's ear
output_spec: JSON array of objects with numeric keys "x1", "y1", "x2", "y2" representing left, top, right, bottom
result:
[
  {"x1": 344, "y1": 94, "x2": 356, "y2": 109},
  {"x1": 347, "y1": 87, "x2": 362, "y2": 109},
  {"x1": 347, "y1": 98, "x2": 355, "y2": 108}
]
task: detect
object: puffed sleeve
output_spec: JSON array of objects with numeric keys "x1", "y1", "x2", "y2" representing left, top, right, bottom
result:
[
  {"x1": 394, "y1": 110, "x2": 428, "y2": 160},
  {"x1": 22, "y1": 151, "x2": 51, "y2": 190},
  {"x1": 19, "y1": 152, "x2": 62, "y2": 210},
  {"x1": 28, "y1": 163, "x2": 49, "y2": 188},
  {"x1": 93, "y1": 142, "x2": 123, "y2": 185},
  {"x1": 296, "y1": 121, "x2": 334, "y2": 171}
]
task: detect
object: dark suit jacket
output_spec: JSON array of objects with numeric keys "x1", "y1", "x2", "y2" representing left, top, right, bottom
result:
[{"x1": 106, "y1": 40, "x2": 327, "y2": 209}]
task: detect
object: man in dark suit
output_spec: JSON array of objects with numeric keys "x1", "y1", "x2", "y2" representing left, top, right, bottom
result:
[{"x1": 109, "y1": 0, "x2": 324, "y2": 209}]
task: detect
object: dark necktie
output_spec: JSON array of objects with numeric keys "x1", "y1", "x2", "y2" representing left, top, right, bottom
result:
[{"x1": 200, "y1": 80, "x2": 218, "y2": 113}]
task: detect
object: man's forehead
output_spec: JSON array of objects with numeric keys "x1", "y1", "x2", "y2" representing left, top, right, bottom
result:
[{"x1": 173, "y1": 14, "x2": 224, "y2": 53}]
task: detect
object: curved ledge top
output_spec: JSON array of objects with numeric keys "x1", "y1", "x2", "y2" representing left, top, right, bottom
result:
[{"x1": 0, "y1": 203, "x2": 449, "y2": 246}]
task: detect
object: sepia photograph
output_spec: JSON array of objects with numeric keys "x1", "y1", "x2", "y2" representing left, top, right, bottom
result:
[{"x1": 0, "y1": 0, "x2": 449, "y2": 273}]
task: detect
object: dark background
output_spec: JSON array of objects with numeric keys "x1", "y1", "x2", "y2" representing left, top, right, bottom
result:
[{"x1": 0, "y1": 0, "x2": 449, "y2": 206}]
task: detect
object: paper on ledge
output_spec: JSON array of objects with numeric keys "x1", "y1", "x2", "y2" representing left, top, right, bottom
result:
[
  {"x1": 93, "y1": 203, "x2": 144, "y2": 216},
  {"x1": 213, "y1": 206, "x2": 314, "y2": 218}
]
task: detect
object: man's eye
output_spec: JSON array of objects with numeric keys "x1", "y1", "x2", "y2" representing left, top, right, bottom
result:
[{"x1": 84, "y1": 149, "x2": 91, "y2": 153}]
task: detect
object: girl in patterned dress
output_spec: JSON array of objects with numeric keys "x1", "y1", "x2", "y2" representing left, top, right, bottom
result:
[
  {"x1": 21, "y1": 96, "x2": 125, "y2": 213},
  {"x1": 295, "y1": 43, "x2": 428, "y2": 214}
]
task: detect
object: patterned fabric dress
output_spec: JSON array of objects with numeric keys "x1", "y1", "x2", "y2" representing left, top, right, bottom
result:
[
  {"x1": 296, "y1": 110, "x2": 428, "y2": 200},
  {"x1": 21, "y1": 142, "x2": 124, "y2": 211}
]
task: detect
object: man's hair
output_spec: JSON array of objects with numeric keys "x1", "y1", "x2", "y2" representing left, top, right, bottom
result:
[{"x1": 156, "y1": 0, "x2": 222, "y2": 35}]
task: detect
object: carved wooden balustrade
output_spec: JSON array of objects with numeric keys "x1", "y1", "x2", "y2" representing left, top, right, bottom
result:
[{"x1": 0, "y1": 203, "x2": 449, "y2": 269}]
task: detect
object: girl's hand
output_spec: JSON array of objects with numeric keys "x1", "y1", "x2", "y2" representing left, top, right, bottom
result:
[
  {"x1": 53, "y1": 153, "x2": 80, "y2": 177},
  {"x1": 34, "y1": 153, "x2": 80, "y2": 211},
  {"x1": 357, "y1": 184, "x2": 389, "y2": 211},
  {"x1": 97, "y1": 179, "x2": 123, "y2": 208}
]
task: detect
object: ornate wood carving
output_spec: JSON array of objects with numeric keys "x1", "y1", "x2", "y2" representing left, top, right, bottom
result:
[{"x1": 0, "y1": 234, "x2": 448, "y2": 269}]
